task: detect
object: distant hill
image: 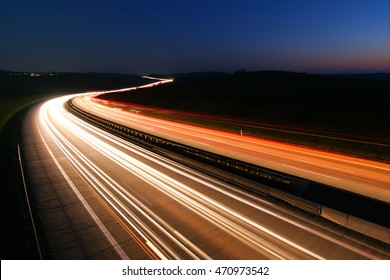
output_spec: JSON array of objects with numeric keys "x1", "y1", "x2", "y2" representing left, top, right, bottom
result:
[
  {"x1": 0, "y1": 72, "x2": 147, "y2": 96},
  {"x1": 0, "y1": 70, "x2": 142, "y2": 78},
  {"x1": 326, "y1": 73, "x2": 390, "y2": 80},
  {"x1": 0, "y1": 70, "x2": 11, "y2": 76},
  {"x1": 148, "y1": 71, "x2": 228, "y2": 80}
]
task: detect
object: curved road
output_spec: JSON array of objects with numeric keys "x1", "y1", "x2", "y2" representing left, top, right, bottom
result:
[
  {"x1": 22, "y1": 91, "x2": 390, "y2": 259},
  {"x1": 75, "y1": 95, "x2": 390, "y2": 204}
]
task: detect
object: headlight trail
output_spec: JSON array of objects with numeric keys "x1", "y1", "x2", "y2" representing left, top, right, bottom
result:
[
  {"x1": 21, "y1": 89, "x2": 390, "y2": 259},
  {"x1": 74, "y1": 95, "x2": 390, "y2": 203}
]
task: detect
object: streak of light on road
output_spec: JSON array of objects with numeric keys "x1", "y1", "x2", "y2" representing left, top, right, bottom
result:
[
  {"x1": 75, "y1": 95, "x2": 390, "y2": 203},
  {"x1": 22, "y1": 81, "x2": 390, "y2": 259}
]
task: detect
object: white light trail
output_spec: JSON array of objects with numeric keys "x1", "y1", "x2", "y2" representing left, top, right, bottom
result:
[
  {"x1": 38, "y1": 95, "x2": 324, "y2": 259},
  {"x1": 31, "y1": 85, "x2": 389, "y2": 259}
]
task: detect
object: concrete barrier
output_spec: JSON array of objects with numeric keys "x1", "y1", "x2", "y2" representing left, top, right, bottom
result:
[
  {"x1": 67, "y1": 99, "x2": 389, "y2": 244},
  {"x1": 322, "y1": 207, "x2": 390, "y2": 244}
]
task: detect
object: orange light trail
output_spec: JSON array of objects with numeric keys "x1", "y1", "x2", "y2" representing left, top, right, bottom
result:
[{"x1": 74, "y1": 95, "x2": 390, "y2": 203}]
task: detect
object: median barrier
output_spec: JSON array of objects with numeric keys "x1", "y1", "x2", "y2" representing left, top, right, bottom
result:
[
  {"x1": 66, "y1": 98, "x2": 389, "y2": 243},
  {"x1": 321, "y1": 207, "x2": 390, "y2": 244}
]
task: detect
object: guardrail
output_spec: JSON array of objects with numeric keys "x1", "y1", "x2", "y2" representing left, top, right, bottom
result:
[
  {"x1": 65, "y1": 99, "x2": 322, "y2": 216},
  {"x1": 65, "y1": 99, "x2": 390, "y2": 243}
]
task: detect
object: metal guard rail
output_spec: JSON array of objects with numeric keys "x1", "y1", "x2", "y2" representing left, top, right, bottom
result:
[{"x1": 65, "y1": 99, "x2": 322, "y2": 215}]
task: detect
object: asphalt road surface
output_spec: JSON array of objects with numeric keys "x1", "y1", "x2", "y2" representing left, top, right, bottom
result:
[{"x1": 21, "y1": 92, "x2": 390, "y2": 259}]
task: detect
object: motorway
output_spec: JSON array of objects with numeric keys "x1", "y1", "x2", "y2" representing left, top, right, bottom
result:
[
  {"x1": 21, "y1": 84, "x2": 390, "y2": 259},
  {"x1": 74, "y1": 96, "x2": 390, "y2": 204}
]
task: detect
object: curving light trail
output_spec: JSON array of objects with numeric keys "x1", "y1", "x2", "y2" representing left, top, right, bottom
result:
[
  {"x1": 74, "y1": 95, "x2": 390, "y2": 203},
  {"x1": 23, "y1": 80, "x2": 390, "y2": 259}
]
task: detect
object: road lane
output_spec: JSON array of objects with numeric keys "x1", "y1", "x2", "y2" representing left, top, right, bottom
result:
[
  {"x1": 73, "y1": 96, "x2": 390, "y2": 203},
  {"x1": 21, "y1": 93, "x2": 390, "y2": 259}
]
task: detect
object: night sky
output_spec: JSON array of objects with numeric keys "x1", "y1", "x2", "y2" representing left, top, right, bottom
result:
[{"x1": 1, "y1": 0, "x2": 389, "y2": 74}]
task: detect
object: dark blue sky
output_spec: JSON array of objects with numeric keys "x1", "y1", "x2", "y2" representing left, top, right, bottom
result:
[{"x1": 1, "y1": 0, "x2": 389, "y2": 74}]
